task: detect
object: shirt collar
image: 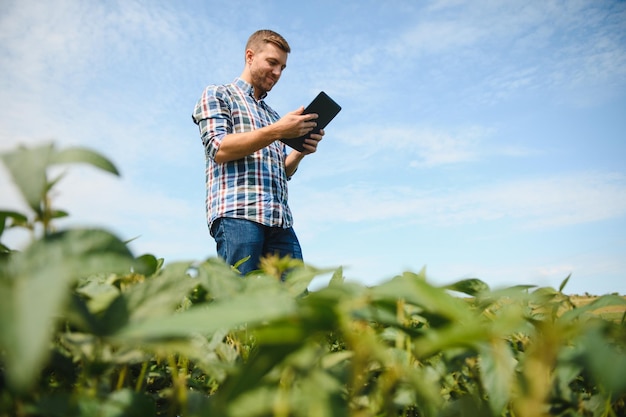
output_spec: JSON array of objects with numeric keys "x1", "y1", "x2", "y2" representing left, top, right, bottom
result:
[{"x1": 233, "y1": 77, "x2": 267, "y2": 100}]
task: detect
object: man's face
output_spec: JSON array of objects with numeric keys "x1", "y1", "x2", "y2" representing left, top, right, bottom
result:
[{"x1": 248, "y1": 43, "x2": 288, "y2": 97}]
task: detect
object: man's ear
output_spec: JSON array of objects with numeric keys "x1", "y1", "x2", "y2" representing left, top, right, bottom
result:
[{"x1": 245, "y1": 49, "x2": 254, "y2": 64}]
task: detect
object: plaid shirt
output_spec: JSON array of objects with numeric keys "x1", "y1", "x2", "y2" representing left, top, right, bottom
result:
[{"x1": 192, "y1": 78, "x2": 293, "y2": 234}]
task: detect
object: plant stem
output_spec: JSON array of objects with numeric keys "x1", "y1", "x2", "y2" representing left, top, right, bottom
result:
[{"x1": 135, "y1": 362, "x2": 149, "y2": 392}]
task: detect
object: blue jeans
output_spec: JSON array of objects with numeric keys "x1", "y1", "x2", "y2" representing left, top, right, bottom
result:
[{"x1": 210, "y1": 217, "x2": 303, "y2": 275}]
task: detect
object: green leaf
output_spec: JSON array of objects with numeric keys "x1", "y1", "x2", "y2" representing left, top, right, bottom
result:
[
  {"x1": 283, "y1": 264, "x2": 333, "y2": 297},
  {"x1": 445, "y1": 278, "x2": 490, "y2": 296},
  {"x1": 412, "y1": 319, "x2": 488, "y2": 358},
  {"x1": 329, "y1": 266, "x2": 345, "y2": 286},
  {"x1": 1, "y1": 144, "x2": 119, "y2": 218},
  {"x1": 64, "y1": 292, "x2": 105, "y2": 334},
  {"x1": 50, "y1": 146, "x2": 120, "y2": 176},
  {"x1": 558, "y1": 273, "x2": 571, "y2": 293},
  {"x1": 111, "y1": 288, "x2": 297, "y2": 342},
  {"x1": 0, "y1": 228, "x2": 135, "y2": 392},
  {"x1": 578, "y1": 323, "x2": 626, "y2": 394},
  {"x1": 194, "y1": 257, "x2": 246, "y2": 300},
  {"x1": 252, "y1": 319, "x2": 310, "y2": 345},
  {"x1": 0, "y1": 209, "x2": 29, "y2": 238},
  {"x1": 78, "y1": 262, "x2": 201, "y2": 337},
  {"x1": 50, "y1": 209, "x2": 69, "y2": 220},
  {"x1": 478, "y1": 339, "x2": 516, "y2": 415},
  {"x1": 1, "y1": 143, "x2": 53, "y2": 214},
  {"x1": 215, "y1": 343, "x2": 302, "y2": 415},
  {"x1": 33, "y1": 389, "x2": 156, "y2": 417},
  {"x1": 122, "y1": 262, "x2": 199, "y2": 323},
  {"x1": 371, "y1": 272, "x2": 472, "y2": 323},
  {"x1": 133, "y1": 253, "x2": 162, "y2": 277},
  {"x1": 75, "y1": 277, "x2": 121, "y2": 315},
  {"x1": 97, "y1": 389, "x2": 156, "y2": 417},
  {"x1": 0, "y1": 242, "x2": 12, "y2": 254},
  {"x1": 233, "y1": 255, "x2": 251, "y2": 271}
]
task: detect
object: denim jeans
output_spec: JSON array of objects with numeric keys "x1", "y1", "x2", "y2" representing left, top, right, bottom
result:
[{"x1": 211, "y1": 217, "x2": 303, "y2": 275}]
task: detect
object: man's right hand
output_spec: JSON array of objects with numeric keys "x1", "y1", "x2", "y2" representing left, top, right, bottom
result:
[{"x1": 276, "y1": 106, "x2": 319, "y2": 139}]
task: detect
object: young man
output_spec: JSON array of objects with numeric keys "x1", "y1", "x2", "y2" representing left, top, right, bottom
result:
[{"x1": 192, "y1": 29, "x2": 324, "y2": 275}]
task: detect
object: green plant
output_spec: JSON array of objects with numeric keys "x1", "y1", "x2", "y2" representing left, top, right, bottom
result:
[{"x1": 1, "y1": 143, "x2": 625, "y2": 417}]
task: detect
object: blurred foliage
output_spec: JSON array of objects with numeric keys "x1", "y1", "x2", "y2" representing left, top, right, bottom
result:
[{"x1": 1, "y1": 143, "x2": 625, "y2": 417}]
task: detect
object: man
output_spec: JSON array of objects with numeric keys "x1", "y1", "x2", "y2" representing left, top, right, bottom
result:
[{"x1": 192, "y1": 29, "x2": 324, "y2": 275}]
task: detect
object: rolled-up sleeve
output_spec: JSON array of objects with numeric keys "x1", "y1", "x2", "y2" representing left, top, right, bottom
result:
[{"x1": 192, "y1": 86, "x2": 232, "y2": 161}]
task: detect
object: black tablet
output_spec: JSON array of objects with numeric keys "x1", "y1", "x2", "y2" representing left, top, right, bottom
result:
[{"x1": 281, "y1": 91, "x2": 342, "y2": 152}]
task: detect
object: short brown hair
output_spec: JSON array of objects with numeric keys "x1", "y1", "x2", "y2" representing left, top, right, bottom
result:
[{"x1": 246, "y1": 29, "x2": 291, "y2": 54}]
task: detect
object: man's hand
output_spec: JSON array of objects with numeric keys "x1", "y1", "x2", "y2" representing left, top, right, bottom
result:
[
  {"x1": 299, "y1": 128, "x2": 324, "y2": 155},
  {"x1": 284, "y1": 128, "x2": 324, "y2": 177},
  {"x1": 275, "y1": 106, "x2": 319, "y2": 139},
  {"x1": 279, "y1": 106, "x2": 325, "y2": 155}
]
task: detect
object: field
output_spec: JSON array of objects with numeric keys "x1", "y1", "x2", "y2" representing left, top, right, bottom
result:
[
  {"x1": 570, "y1": 294, "x2": 626, "y2": 321},
  {"x1": 1, "y1": 144, "x2": 625, "y2": 417}
]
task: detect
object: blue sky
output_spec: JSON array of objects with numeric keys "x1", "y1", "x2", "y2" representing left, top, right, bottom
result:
[{"x1": 1, "y1": 0, "x2": 625, "y2": 295}]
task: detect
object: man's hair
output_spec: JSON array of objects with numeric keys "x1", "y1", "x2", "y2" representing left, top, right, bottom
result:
[{"x1": 246, "y1": 29, "x2": 291, "y2": 54}]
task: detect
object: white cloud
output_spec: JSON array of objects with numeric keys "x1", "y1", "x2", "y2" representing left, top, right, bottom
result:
[
  {"x1": 333, "y1": 124, "x2": 495, "y2": 169},
  {"x1": 0, "y1": 0, "x2": 210, "y2": 196},
  {"x1": 376, "y1": 0, "x2": 626, "y2": 107},
  {"x1": 0, "y1": 0, "x2": 184, "y2": 85},
  {"x1": 294, "y1": 171, "x2": 626, "y2": 230}
]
